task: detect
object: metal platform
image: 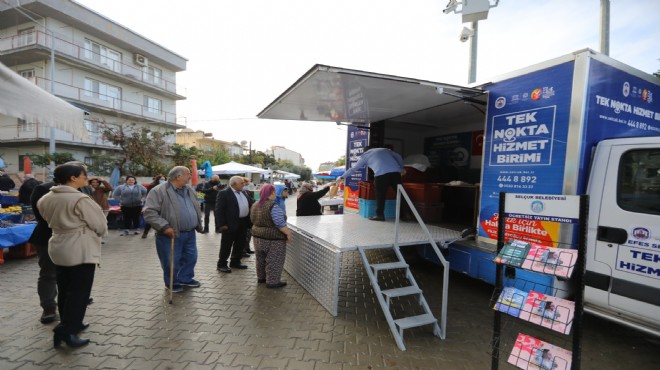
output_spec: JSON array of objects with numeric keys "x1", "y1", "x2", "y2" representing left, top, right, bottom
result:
[{"x1": 285, "y1": 213, "x2": 461, "y2": 316}]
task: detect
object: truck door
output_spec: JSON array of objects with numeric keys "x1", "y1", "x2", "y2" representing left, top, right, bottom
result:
[{"x1": 593, "y1": 144, "x2": 660, "y2": 325}]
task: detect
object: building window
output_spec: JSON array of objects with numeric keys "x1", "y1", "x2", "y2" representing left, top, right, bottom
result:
[
  {"x1": 19, "y1": 69, "x2": 35, "y2": 79},
  {"x1": 143, "y1": 66, "x2": 162, "y2": 85},
  {"x1": 617, "y1": 149, "x2": 660, "y2": 216},
  {"x1": 84, "y1": 119, "x2": 101, "y2": 136},
  {"x1": 84, "y1": 39, "x2": 122, "y2": 72},
  {"x1": 144, "y1": 96, "x2": 162, "y2": 114},
  {"x1": 18, "y1": 118, "x2": 35, "y2": 132},
  {"x1": 84, "y1": 78, "x2": 122, "y2": 109},
  {"x1": 17, "y1": 27, "x2": 34, "y2": 47}
]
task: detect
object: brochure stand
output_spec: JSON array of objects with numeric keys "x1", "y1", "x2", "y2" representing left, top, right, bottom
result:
[{"x1": 490, "y1": 192, "x2": 588, "y2": 370}]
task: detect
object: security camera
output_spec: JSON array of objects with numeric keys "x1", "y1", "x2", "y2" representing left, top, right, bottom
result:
[
  {"x1": 443, "y1": 0, "x2": 460, "y2": 14},
  {"x1": 459, "y1": 26, "x2": 474, "y2": 42}
]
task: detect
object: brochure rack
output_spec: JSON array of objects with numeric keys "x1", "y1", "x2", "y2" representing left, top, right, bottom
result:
[{"x1": 490, "y1": 192, "x2": 588, "y2": 370}]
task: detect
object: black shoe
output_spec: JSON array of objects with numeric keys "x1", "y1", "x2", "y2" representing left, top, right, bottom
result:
[
  {"x1": 88, "y1": 297, "x2": 93, "y2": 305},
  {"x1": 141, "y1": 233, "x2": 148, "y2": 239},
  {"x1": 40, "y1": 307, "x2": 58, "y2": 324},
  {"x1": 229, "y1": 263, "x2": 248, "y2": 269},
  {"x1": 202, "y1": 228, "x2": 209, "y2": 234},
  {"x1": 217, "y1": 266, "x2": 232, "y2": 273},
  {"x1": 54, "y1": 333, "x2": 89, "y2": 348},
  {"x1": 246, "y1": 249, "x2": 255, "y2": 254},
  {"x1": 368, "y1": 216, "x2": 385, "y2": 221},
  {"x1": 266, "y1": 281, "x2": 287, "y2": 289},
  {"x1": 257, "y1": 279, "x2": 266, "y2": 283}
]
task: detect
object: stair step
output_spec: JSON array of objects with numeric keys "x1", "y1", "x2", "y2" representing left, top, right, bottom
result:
[
  {"x1": 371, "y1": 261, "x2": 408, "y2": 271},
  {"x1": 394, "y1": 314, "x2": 437, "y2": 330},
  {"x1": 382, "y1": 286, "x2": 422, "y2": 298}
]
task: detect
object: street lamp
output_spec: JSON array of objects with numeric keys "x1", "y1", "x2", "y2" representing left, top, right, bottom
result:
[{"x1": 443, "y1": 0, "x2": 499, "y2": 84}]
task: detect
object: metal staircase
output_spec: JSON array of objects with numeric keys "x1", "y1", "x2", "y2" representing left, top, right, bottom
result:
[
  {"x1": 357, "y1": 244, "x2": 441, "y2": 351},
  {"x1": 354, "y1": 184, "x2": 467, "y2": 351}
]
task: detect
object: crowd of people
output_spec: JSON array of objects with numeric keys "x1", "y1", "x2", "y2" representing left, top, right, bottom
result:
[{"x1": 17, "y1": 162, "x2": 345, "y2": 350}]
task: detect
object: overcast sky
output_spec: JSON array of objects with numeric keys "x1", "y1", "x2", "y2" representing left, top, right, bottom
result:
[{"x1": 75, "y1": 0, "x2": 660, "y2": 171}]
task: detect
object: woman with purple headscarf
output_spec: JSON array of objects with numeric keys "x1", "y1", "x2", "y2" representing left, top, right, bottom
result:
[{"x1": 250, "y1": 184, "x2": 291, "y2": 288}]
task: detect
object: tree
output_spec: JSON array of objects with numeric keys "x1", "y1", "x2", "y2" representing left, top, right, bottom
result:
[
  {"x1": 29, "y1": 152, "x2": 74, "y2": 167},
  {"x1": 200, "y1": 148, "x2": 231, "y2": 166},
  {"x1": 334, "y1": 155, "x2": 346, "y2": 166},
  {"x1": 85, "y1": 154, "x2": 116, "y2": 176},
  {"x1": 237, "y1": 150, "x2": 276, "y2": 167},
  {"x1": 99, "y1": 122, "x2": 171, "y2": 176},
  {"x1": 171, "y1": 144, "x2": 204, "y2": 166}
]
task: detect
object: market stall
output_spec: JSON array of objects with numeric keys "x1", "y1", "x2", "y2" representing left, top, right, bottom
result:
[{"x1": 0, "y1": 204, "x2": 37, "y2": 264}]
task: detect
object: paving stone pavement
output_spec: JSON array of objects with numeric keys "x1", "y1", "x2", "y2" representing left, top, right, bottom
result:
[{"x1": 1, "y1": 214, "x2": 659, "y2": 369}]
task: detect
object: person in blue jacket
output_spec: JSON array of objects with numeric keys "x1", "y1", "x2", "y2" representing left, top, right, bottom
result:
[
  {"x1": 340, "y1": 146, "x2": 405, "y2": 221},
  {"x1": 274, "y1": 187, "x2": 288, "y2": 215}
]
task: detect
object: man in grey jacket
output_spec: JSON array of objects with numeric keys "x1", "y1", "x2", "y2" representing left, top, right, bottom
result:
[{"x1": 143, "y1": 166, "x2": 203, "y2": 293}]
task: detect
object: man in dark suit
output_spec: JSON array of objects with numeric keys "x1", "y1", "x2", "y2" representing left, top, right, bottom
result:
[{"x1": 215, "y1": 175, "x2": 254, "y2": 273}]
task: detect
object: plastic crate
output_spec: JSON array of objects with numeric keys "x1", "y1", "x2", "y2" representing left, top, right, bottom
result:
[
  {"x1": 403, "y1": 183, "x2": 443, "y2": 203},
  {"x1": 358, "y1": 199, "x2": 397, "y2": 219},
  {"x1": 358, "y1": 181, "x2": 396, "y2": 200}
]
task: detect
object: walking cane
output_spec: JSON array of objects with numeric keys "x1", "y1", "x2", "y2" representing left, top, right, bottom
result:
[{"x1": 169, "y1": 236, "x2": 175, "y2": 304}]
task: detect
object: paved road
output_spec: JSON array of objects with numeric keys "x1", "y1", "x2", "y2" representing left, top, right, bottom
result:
[{"x1": 1, "y1": 207, "x2": 659, "y2": 369}]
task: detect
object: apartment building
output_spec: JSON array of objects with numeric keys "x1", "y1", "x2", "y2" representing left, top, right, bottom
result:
[
  {"x1": 0, "y1": 0, "x2": 186, "y2": 176},
  {"x1": 265, "y1": 146, "x2": 304, "y2": 166},
  {"x1": 176, "y1": 129, "x2": 244, "y2": 157}
]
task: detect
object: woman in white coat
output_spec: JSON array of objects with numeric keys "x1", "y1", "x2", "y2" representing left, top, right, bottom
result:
[{"x1": 37, "y1": 164, "x2": 108, "y2": 349}]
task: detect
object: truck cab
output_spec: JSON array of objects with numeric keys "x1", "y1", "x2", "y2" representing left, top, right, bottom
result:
[{"x1": 585, "y1": 137, "x2": 660, "y2": 336}]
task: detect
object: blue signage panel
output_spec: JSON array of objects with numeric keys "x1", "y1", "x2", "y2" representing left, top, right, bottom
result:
[
  {"x1": 479, "y1": 62, "x2": 575, "y2": 240},
  {"x1": 345, "y1": 125, "x2": 368, "y2": 210},
  {"x1": 577, "y1": 59, "x2": 660, "y2": 192}
]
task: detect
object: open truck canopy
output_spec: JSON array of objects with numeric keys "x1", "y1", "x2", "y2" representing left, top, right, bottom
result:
[{"x1": 257, "y1": 64, "x2": 487, "y2": 128}]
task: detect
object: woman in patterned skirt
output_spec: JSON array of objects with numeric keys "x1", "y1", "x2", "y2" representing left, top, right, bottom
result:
[{"x1": 250, "y1": 184, "x2": 291, "y2": 288}]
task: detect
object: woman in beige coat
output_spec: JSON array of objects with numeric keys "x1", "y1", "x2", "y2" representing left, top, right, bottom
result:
[{"x1": 37, "y1": 164, "x2": 108, "y2": 349}]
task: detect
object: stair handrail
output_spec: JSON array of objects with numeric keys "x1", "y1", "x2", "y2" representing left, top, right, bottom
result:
[{"x1": 393, "y1": 183, "x2": 450, "y2": 339}]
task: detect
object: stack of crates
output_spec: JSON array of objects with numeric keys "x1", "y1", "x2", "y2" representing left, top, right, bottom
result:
[
  {"x1": 403, "y1": 183, "x2": 444, "y2": 223},
  {"x1": 357, "y1": 181, "x2": 397, "y2": 219}
]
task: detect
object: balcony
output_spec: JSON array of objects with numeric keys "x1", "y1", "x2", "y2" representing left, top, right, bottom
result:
[
  {"x1": 0, "y1": 120, "x2": 177, "y2": 149},
  {"x1": 0, "y1": 30, "x2": 185, "y2": 98},
  {"x1": 31, "y1": 77, "x2": 181, "y2": 127}
]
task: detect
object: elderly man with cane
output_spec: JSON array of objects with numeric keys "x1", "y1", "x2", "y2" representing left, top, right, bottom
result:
[{"x1": 144, "y1": 166, "x2": 203, "y2": 294}]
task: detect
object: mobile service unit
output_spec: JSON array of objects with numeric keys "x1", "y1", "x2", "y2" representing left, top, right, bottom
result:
[{"x1": 258, "y1": 49, "x2": 660, "y2": 336}]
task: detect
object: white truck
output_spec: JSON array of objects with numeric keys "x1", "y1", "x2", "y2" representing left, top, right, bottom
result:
[{"x1": 258, "y1": 49, "x2": 660, "y2": 336}]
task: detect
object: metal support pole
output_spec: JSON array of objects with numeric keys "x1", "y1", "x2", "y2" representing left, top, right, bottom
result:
[
  {"x1": 600, "y1": 0, "x2": 610, "y2": 55},
  {"x1": 49, "y1": 30, "x2": 56, "y2": 180},
  {"x1": 468, "y1": 21, "x2": 478, "y2": 84}
]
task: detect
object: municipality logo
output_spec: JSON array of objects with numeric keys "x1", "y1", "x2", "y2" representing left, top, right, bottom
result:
[
  {"x1": 495, "y1": 97, "x2": 506, "y2": 109},
  {"x1": 530, "y1": 201, "x2": 544, "y2": 213},
  {"x1": 632, "y1": 227, "x2": 650, "y2": 240}
]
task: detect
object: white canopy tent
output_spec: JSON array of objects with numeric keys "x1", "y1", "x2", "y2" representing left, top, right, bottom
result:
[
  {"x1": 0, "y1": 61, "x2": 86, "y2": 140},
  {"x1": 211, "y1": 161, "x2": 270, "y2": 175},
  {"x1": 272, "y1": 170, "x2": 301, "y2": 179}
]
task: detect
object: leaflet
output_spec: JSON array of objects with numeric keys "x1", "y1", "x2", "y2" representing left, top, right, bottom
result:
[
  {"x1": 493, "y1": 240, "x2": 532, "y2": 267},
  {"x1": 522, "y1": 245, "x2": 578, "y2": 278},
  {"x1": 508, "y1": 333, "x2": 572, "y2": 370},
  {"x1": 493, "y1": 287, "x2": 528, "y2": 317},
  {"x1": 518, "y1": 290, "x2": 575, "y2": 334}
]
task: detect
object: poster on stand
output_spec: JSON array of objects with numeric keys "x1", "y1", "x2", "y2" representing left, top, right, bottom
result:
[{"x1": 344, "y1": 124, "x2": 368, "y2": 211}]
